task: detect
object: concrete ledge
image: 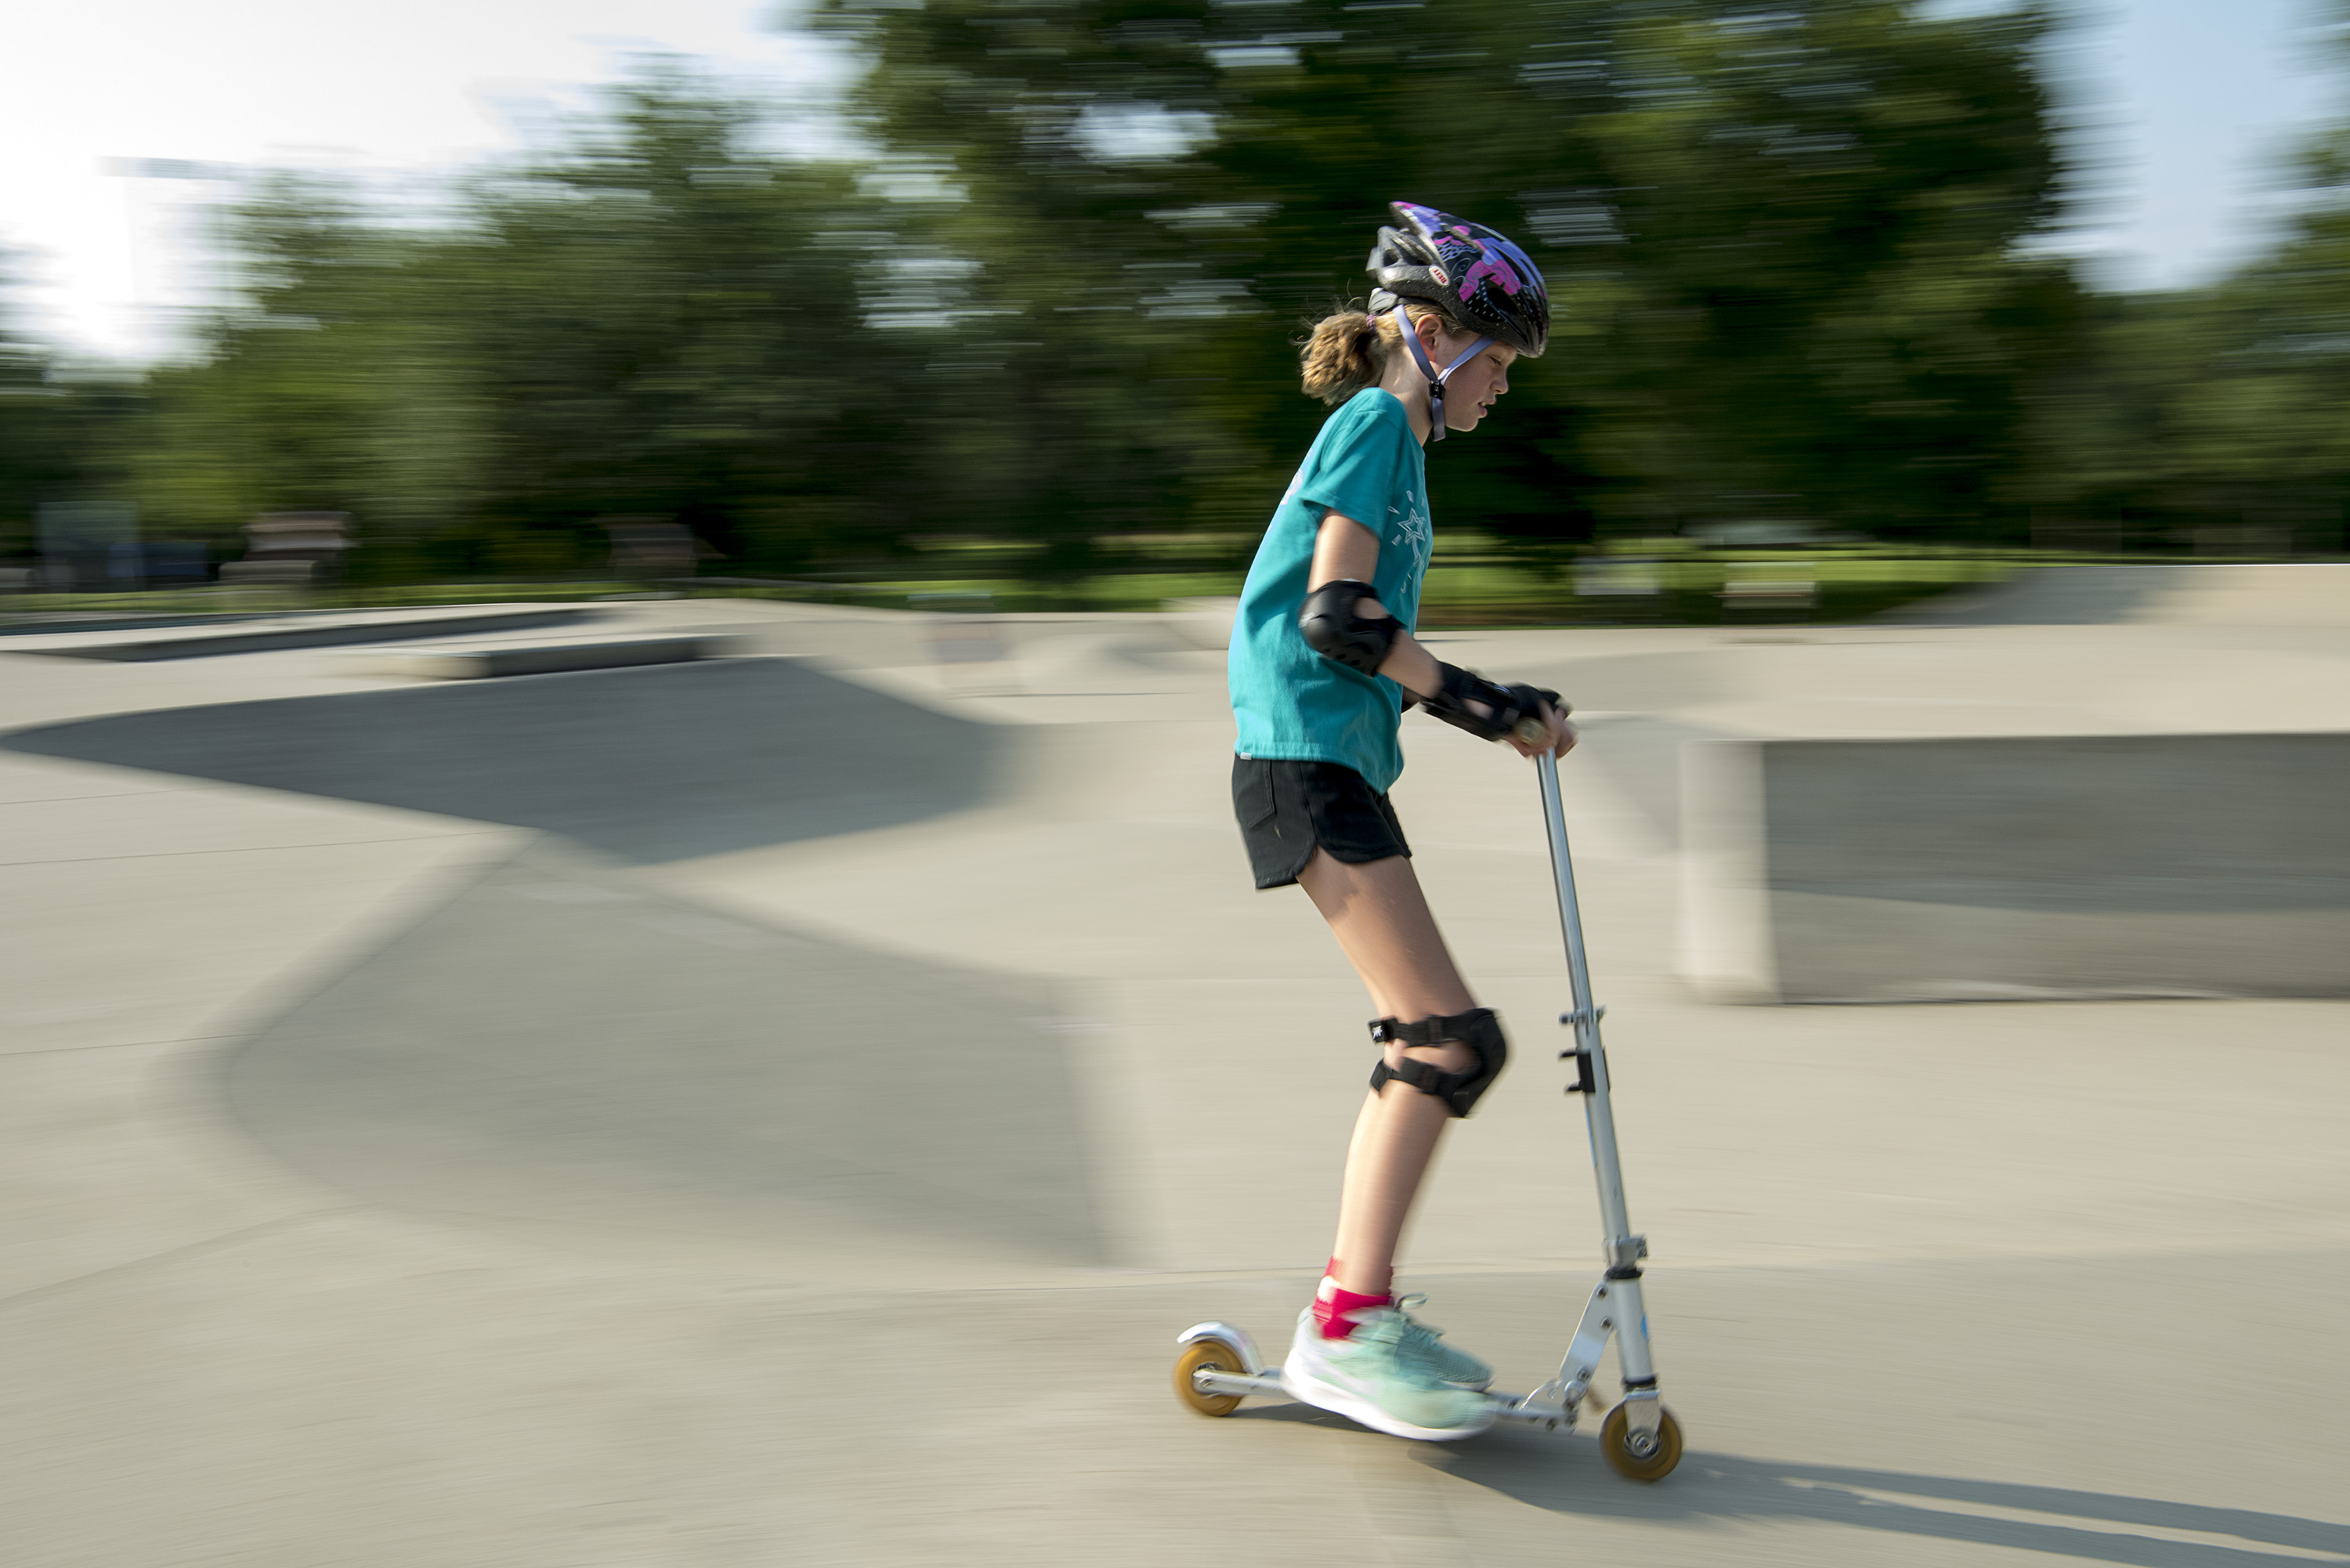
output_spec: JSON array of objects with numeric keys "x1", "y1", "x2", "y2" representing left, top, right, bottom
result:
[
  {"x1": 3, "y1": 605, "x2": 605, "y2": 661},
  {"x1": 1680, "y1": 732, "x2": 2350, "y2": 1003},
  {"x1": 360, "y1": 634, "x2": 744, "y2": 680},
  {"x1": 0, "y1": 609, "x2": 283, "y2": 638}
]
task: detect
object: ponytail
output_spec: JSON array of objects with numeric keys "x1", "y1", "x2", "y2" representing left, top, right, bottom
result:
[
  {"x1": 1300, "y1": 309, "x2": 1385, "y2": 404},
  {"x1": 1296, "y1": 300, "x2": 1454, "y2": 405}
]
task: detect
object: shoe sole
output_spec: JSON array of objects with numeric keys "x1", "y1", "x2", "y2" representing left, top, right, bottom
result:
[{"x1": 1280, "y1": 1362, "x2": 1497, "y2": 1443}]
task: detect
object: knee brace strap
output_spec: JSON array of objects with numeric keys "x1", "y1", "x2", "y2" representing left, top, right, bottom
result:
[{"x1": 1366, "y1": 1007, "x2": 1508, "y2": 1118}]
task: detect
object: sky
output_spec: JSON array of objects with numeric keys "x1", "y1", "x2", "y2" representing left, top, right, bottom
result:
[
  {"x1": 2052, "y1": 0, "x2": 2341, "y2": 287},
  {"x1": 0, "y1": 0, "x2": 2341, "y2": 363}
]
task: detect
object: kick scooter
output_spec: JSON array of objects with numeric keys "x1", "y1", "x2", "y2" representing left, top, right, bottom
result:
[{"x1": 1172, "y1": 747, "x2": 1684, "y2": 1481}]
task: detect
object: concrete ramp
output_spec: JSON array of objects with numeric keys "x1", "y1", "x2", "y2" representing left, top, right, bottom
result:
[
  {"x1": 2, "y1": 652, "x2": 1106, "y2": 1270},
  {"x1": 2158, "y1": 562, "x2": 2350, "y2": 626},
  {"x1": 1885, "y1": 562, "x2": 2350, "y2": 628},
  {"x1": 223, "y1": 846, "x2": 1105, "y2": 1271},
  {"x1": 1880, "y1": 566, "x2": 2182, "y2": 627},
  {"x1": 1681, "y1": 732, "x2": 2350, "y2": 1002}
]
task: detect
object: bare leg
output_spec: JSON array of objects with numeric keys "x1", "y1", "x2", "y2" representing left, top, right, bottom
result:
[{"x1": 1296, "y1": 849, "x2": 1480, "y2": 1298}]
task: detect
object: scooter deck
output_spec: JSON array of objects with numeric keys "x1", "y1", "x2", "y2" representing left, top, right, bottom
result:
[{"x1": 1189, "y1": 1366, "x2": 1581, "y2": 1431}]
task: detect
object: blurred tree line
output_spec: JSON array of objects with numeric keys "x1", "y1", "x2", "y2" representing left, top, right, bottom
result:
[{"x1": 5, "y1": 0, "x2": 2348, "y2": 585}]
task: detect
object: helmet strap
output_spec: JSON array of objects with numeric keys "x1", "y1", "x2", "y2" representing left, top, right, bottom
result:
[{"x1": 1395, "y1": 316, "x2": 1493, "y2": 443}]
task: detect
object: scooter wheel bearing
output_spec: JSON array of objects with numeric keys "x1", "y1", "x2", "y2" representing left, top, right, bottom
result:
[
  {"x1": 1600, "y1": 1402, "x2": 1683, "y2": 1482},
  {"x1": 1173, "y1": 1339, "x2": 1249, "y2": 1417}
]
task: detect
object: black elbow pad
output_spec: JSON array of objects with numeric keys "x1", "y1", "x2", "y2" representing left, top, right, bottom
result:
[{"x1": 1300, "y1": 580, "x2": 1402, "y2": 676}]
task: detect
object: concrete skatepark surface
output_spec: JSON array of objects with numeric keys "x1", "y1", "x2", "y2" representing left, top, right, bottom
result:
[{"x1": 2, "y1": 579, "x2": 2348, "y2": 1565}]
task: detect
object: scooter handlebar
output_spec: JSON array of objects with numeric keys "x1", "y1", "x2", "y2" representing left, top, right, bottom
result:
[{"x1": 1514, "y1": 692, "x2": 1572, "y2": 749}]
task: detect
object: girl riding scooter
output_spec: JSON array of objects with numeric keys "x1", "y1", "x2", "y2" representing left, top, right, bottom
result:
[{"x1": 1227, "y1": 202, "x2": 1574, "y2": 1440}]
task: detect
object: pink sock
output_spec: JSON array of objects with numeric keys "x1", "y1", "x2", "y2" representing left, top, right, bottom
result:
[{"x1": 1311, "y1": 1257, "x2": 1393, "y2": 1340}]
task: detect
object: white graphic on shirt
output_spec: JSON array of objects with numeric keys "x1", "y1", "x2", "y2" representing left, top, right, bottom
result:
[{"x1": 1387, "y1": 486, "x2": 1431, "y2": 572}]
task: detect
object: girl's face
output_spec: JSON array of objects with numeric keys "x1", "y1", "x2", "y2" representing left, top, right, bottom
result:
[{"x1": 1423, "y1": 319, "x2": 1517, "y2": 433}]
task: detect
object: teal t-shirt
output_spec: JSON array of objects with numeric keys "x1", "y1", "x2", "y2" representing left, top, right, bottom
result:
[{"x1": 1228, "y1": 388, "x2": 1431, "y2": 793}]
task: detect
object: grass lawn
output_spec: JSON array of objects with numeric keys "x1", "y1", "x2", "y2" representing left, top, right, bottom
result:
[{"x1": 0, "y1": 542, "x2": 2185, "y2": 630}]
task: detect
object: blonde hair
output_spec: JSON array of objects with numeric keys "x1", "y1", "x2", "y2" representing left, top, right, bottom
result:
[{"x1": 1297, "y1": 300, "x2": 1458, "y2": 405}]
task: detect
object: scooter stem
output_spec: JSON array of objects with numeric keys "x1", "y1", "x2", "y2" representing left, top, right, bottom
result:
[{"x1": 1535, "y1": 753, "x2": 1657, "y2": 1387}]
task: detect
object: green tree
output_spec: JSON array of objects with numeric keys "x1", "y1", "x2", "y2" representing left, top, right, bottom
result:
[
  {"x1": 111, "y1": 8, "x2": 2095, "y2": 585},
  {"x1": 129, "y1": 178, "x2": 446, "y2": 559},
  {"x1": 813, "y1": 0, "x2": 2080, "y2": 547},
  {"x1": 132, "y1": 65, "x2": 910, "y2": 578},
  {"x1": 0, "y1": 258, "x2": 136, "y2": 565},
  {"x1": 2034, "y1": 0, "x2": 2350, "y2": 555}
]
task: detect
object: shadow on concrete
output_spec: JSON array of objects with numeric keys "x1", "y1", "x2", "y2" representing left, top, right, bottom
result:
[
  {"x1": 223, "y1": 845, "x2": 1107, "y2": 1266},
  {"x1": 0, "y1": 657, "x2": 1000, "y2": 864},
  {"x1": 1420, "y1": 1443, "x2": 2348, "y2": 1566}
]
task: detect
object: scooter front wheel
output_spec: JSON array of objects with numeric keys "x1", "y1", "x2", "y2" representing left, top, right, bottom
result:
[
  {"x1": 1172, "y1": 1338, "x2": 1249, "y2": 1417},
  {"x1": 1599, "y1": 1402, "x2": 1683, "y2": 1481}
]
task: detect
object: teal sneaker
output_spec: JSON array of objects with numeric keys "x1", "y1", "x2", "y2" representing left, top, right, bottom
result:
[
  {"x1": 1282, "y1": 1308, "x2": 1497, "y2": 1441},
  {"x1": 1392, "y1": 1294, "x2": 1493, "y2": 1390}
]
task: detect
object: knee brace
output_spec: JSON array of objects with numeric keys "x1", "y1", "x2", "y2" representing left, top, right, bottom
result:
[{"x1": 1366, "y1": 1007, "x2": 1508, "y2": 1117}]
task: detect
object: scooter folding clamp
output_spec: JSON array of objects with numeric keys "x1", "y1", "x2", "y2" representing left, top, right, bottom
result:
[
  {"x1": 1559, "y1": 1007, "x2": 1605, "y2": 1093},
  {"x1": 1561, "y1": 1047, "x2": 1597, "y2": 1095}
]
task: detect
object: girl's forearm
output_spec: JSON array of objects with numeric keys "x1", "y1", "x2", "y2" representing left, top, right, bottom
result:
[{"x1": 1378, "y1": 632, "x2": 1442, "y2": 701}]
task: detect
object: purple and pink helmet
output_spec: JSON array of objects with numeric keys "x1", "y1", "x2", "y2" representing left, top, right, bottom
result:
[{"x1": 1367, "y1": 201, "x2": 1549, "y2": 359}]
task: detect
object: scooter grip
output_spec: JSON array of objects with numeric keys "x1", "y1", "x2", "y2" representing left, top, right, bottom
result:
[{"x1": 1515, "y1": 688, "x2": 1568, "y2": 746}]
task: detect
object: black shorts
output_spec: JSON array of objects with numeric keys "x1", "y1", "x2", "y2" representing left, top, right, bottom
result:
[{"x1": 1231, "y1": 757, "x2": 1412, "y2": 890}]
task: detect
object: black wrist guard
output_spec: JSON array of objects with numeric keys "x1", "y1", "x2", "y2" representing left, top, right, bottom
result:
[
  {"x1": 1299, "y1": 580, "x2": 1402, "y2": 676},
  {"x1": 1420, "y1": 663, "x2": 1564, "y2": 743}
]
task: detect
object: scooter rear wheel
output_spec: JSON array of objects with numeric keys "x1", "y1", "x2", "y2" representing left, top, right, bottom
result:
[
  {"x1": 1599, "y1": 1402, "x2": 1683, "y2": 1481},
  {"x1": 1173, "y1": 1339, "x2": 1249, "y2": 1417}
]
